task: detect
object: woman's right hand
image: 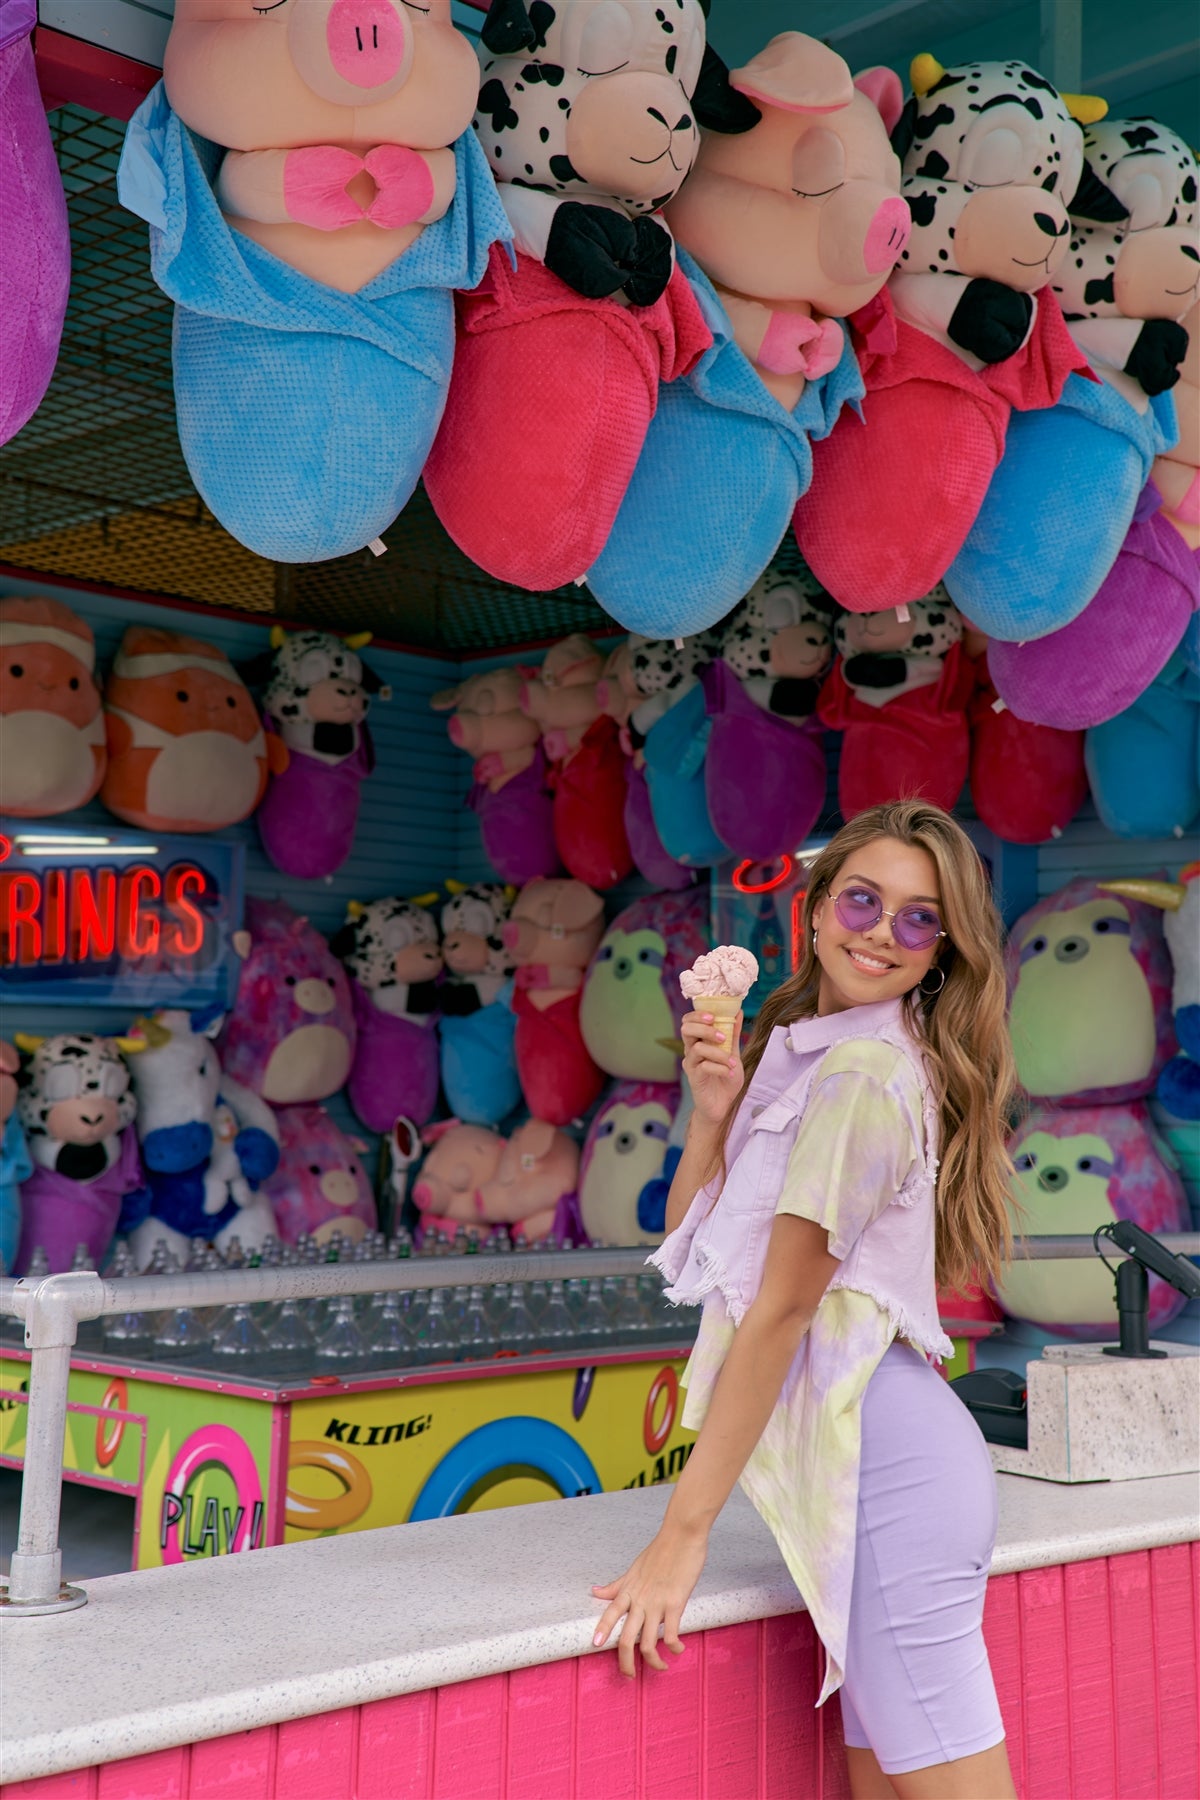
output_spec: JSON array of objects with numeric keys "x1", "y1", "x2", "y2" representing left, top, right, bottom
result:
[{"x1": 681, "y1": 1008, "x2": 745, "y2": 1129}]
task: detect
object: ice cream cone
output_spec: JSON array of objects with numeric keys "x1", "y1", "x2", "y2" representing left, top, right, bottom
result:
[{"x1": 702, "y1": 994, "x2": 744, "y2": 1030}]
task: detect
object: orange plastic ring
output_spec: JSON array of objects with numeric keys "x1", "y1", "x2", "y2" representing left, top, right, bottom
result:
[
  {"x1": 285, "y1": 1440, "x2": 373, "y2": 1531},
  {"x1": 643, "y1": 1365, "x2": 678, "y2": 1457},
  {"x1": 94, "y1": 1377, "x2": 128, "y2": 1469}
]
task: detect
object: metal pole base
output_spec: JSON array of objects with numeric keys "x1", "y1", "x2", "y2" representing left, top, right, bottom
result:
[{"x1": 0, "y1": 1579, "x2": 87, "y2": 1616}]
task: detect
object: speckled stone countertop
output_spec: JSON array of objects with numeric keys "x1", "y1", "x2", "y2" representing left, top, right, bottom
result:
[{"x1": 2, "y1": 1474, "x2": 1197, "y2": 1784}]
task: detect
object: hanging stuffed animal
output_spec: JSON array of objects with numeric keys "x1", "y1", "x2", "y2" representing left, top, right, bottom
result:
[
  {"x1": 1154, "y1": 297, "x2": 1199, "y2": 549},
  {"x1": 986, "y1": 481, "x2": 1200, "y2": 730},
  {"x1": 330, "y1": 895, "x2": 442, "y2": 1133},
  {"x1": 1006, "y1": 876, "x2": 1176, "y2": 1106},
  {"x1": 818, "y1": 592, "x2": 974, "y2": 817},
  {"x1": 967, "y1": 662, "x2": 1088, "y2": 845},
  {"x1": 504, "y1": 878, "x2": 606, "y2": 1125},
  {"x1": 587, "y1": 32, "x2": 910, "y2": 636},
  {"x1": 219, "y1": 899, "x2": 357, "y2": 1106},
  {"x1": 948, "y1": 116, "x2": 1198, "y2": 639},
  {"x1": 431, "y1": 665, "x2": 559, "y2": 886},
  {"x1": 424, "y1": 0, "x2": 749, "y2": 593},
  {"x1": 701, "y1": 561, "x2": 834, "y2": 859},
  {"x1": 0, "y1": 0, "x2": 70, "y2": 447},
  {"x1": 115, "y1": 0, "x2": 510, "y2": 563},
  {"x1": 1084, "y1": 645, "x2": 1200, "y2": 839},
  {"x1": 580, "y1": 886, "x2": 709, "y2": 1082},
  {"x1": 438, "y1": 881, "x2": 521, "y2": 1127},
  {"x1": 101, "y1": 627, "x2": 271, "y2": 832},
  {"x1": 247, "y1": 628, "x2": 387, "y2": 880},
  {"x1": 796, "y1": 56, "x2": 1091, "y2": 611},
  {"x1": 578, "y1": 1080, "x2": 681, "y2": 1245},
  {"x1": 266, "y1": 1104, "x2": 376, "y2": 1247},
  {"x1": 1101, "y1": 871, "x2": 1200, "y2": 1122},
  {"x1": 521, "y1": 636, "x2": 633, "y2": 890},
  {"x1": 996, "y1": 1101, "x2": 1188, "y2": 1337},
  {"x1": 626, "y1": 631, "x2": 727, "y2": 867},
  {"x1": 593, "y1": 641, "x2": 693, "y2": 890},
  {"x1": 0, "y1": 1040, "x2": 30, "y2": 1272},
  {"x1": 123, "y1": 1008, "x2": 281, "y2": 1268},
  {"x1": 12, "y1": 1033, "x2": 148, "y2": 1274},
  {"x1": 0, "y1": 597, "x2": 106, "y2": 817}
]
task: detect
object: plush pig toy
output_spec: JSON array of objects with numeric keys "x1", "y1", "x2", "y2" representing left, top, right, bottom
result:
[
  {"x1": 797, "y1": 55, "x2": 1090, "y2": 612},
  {"x1": 0, "y1": 597, "x2": 106, "y2": 817},
  {"x1": 996, "y1": 1101, "x2": 1188, "y2": 1337},
  {"x1": 578, "y1": 1080, "x2": 681, "y2": 1246},
  {"x1": 505, "y1": 878, "x2": 606, "y2": 1125},
  {"x1": 102, "y1": 627, "x2": 271, "y2": 832},
  {"x1": 438, "y1": 881, "x2": 521, "y2": 1126},
  {"x1": 585, "y1": 32, "x2": 910, "y2": 638},
  {"x1": 424, "y1": 0, "x2": 753, "y2": 593},
  {"x1": 432, "y1": 666, "x2": 559, "y2": 886},
  {"x1": 523, "y1": 636, "x2": 633, "y2": 891},
  {"x1": 701, "y1": 563, "x2": 834, "y2": 860},
  {"x1": 0, "y1": 1041, "x2": 30, "y2": 1271},
  {"x1": 266, "y1": 1104, "x2": 376, "y2": 1247},
  {"x1": 409, "y1": 1119, "x2": 504, "y2": 1243},
  {"x1": 124, "y1": 1008, "x2": 281, "y2": 1269},
  {"x1": 0, "y1": 0, "x2": 70, "y2": 448},
  {"x1": 948, "y1": 116, "x2": 1197, "y2": 640},
  {"x1": 477, "y1": 1118, "x2": 581, "y2": 1245},
  {"x1": 1155, "y1": 297, "x2": 1200, "y2": 549},
  {"x1": 13, "y1": 1033, "x2": 148, "y2": 1274},
  {"x1": 818, "y1": 592, "x2": 974, "y2": 818},
  {"x1": 247, "y1": 628, "x2": 387, "y2": 879},
  {"x1": 219, "y1": 899, "x2": 357, "y2": 1106},
  {"x1": 580, "y1": 886, "x2": 709, "y2": 1083},
  {"x1": 330, "y1": 895, "x2": 442, "y2": 1132},
  {"x1": 116, "y1": 0, "x2": 510, "y2": 564}
]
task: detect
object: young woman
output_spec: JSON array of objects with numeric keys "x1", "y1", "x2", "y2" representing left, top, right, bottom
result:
[{"x1": 593, "y1": 800, "x2": 1018, "y2": 1800}]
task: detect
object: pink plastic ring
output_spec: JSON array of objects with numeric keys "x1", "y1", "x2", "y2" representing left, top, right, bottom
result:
[{"x1": 162, "y1": 1423, "x2": 263, "y2": 1564}]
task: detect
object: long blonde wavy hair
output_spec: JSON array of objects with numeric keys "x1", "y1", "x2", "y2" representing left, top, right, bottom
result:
[{"x1": 712, "y1": 801, "x2": 1016, "y2": 1292}]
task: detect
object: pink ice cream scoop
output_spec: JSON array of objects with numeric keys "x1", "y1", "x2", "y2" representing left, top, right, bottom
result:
[{"x1": 680, "y1": 945, "x2": 760, "y2": 1005}]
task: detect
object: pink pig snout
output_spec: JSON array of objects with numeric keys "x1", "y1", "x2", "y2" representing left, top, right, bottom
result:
[
  {"x1": 289, "y1": 0, "x2": 414, "y2": 105},
  {"x1": 863, "y1": 197, "x2": 911, "y2": 274},
  {"x1": 819, "y1": 184, "x2": 911, "y2": 287}
]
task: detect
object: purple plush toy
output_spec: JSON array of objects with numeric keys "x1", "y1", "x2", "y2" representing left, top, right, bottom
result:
[
  {"x1": 218, "y1": 900, "x2": 356, "y2": 1106},
  {"x1": 266, "y1": 1104, "x2": 376, "y2": 1248},
  {"x1": 996, "y1": 1101, "x2": 1188, "y2": 1338},
  {"x1": 0, "y1": 1, "x2": 70, "y2": 447},
  {"x1": 622, "y1": 759, "x2": 694, "y2": 891},
  {"x1": 989, "y1": 485, "x2": 1200, "y2": 730},
  {"x1": 329, "y1": 896, "x2": 442, "y2": 1132},
  {"x1": 578, "y1": 1080, "x2": 682, "y2": 1246}
]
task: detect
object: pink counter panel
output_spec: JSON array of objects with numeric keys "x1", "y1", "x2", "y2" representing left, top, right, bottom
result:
[{"x1": 3, "y1": 1545, "x2": 1195, "y2": 1800}]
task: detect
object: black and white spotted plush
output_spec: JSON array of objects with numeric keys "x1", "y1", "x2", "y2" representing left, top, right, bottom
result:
[
  {"x1": 1053, "y1": 117, "x2": 1199, "y2": 396},
  {"x1": 626, "y1": 627, "x2": 720, "y2": 745},
  {"x1": 716, "y1": 563, "x2": 836, "y2": 719},
  {"x1": 16, "y1": 1034, "x2": 137, "y2": 1180},
  {"x1": 251, "y1": 629, "x2": 388, "y2": 764},
  {"x1": 834, "y1": 591, "x2": 963, "y2": 707},
  {"x1": 330, "y1": 898, "x2": 442, "y2": 1021},
  {"x1": 888, "y1": 55, "x2": 1086, "y2": 365},
  {"x1": 440, "y1": 882, "x2": 518, "y2": 1012},
  {"x1": 472, "y1": 0, "x2": 757, "y2": 305}
]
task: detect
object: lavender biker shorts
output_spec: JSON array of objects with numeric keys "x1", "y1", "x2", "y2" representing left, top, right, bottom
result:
[{"x1": 838, "y1": 1339, "x2": 1005, "y2": 1775}]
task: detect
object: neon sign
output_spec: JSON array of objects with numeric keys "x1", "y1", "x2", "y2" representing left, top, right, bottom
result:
[{"x1": 0, "y1": 825, "x2": 244, "y2": 1008}]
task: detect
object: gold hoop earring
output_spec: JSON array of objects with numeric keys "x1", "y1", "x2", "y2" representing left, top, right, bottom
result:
[{"x1": 919, "y1": 966, "x2": 946, "y2": 997}]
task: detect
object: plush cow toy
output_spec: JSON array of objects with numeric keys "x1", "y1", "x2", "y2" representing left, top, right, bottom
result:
[
  {"x1": 102, "y1": 626, "x2": 271, "y2": 832},
  {"x1": 586, "y1": 31, "x2": 910, "y2": 637},
  {"x1": 331, "y1": 895, "x2": 442, "y2": 1132},
  {"x1": 249, "y1": 628, "x2": 386, "y2": 879},
  {"x1": 0, "y1": 596, "x2": 106, "y2": 817},
  {"x1": 796, "y1": 55, "x2": 1090, "y2": 611},
  {"x1": 621, "y1": 631, "x2": 727, "y2": 868},
  {"x1": 438, "y1": 881, "x2": 521, "y2": 1126},
  {"x1": 424, "y1": 0, "x2": 755, "y2": 593},
  {"x1": 116, "y1": 0, "x2": 510, "y2": 563},
  {"x1": 13, "y1": 1033, "x2": 148, "y2": 1274},
  {"x1": 948, "y1": 115, "x2": 1198, "y2": 639},
  {"x1": 701, "y1": 562, "x2": 834, "y2": 859},
  {"x1": 819, "y1": 592, "x2": 974, "y2": 817}
]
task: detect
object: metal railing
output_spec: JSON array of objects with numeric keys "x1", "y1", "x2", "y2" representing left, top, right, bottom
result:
[{"x1": 0, "y1": 1234, "x2": 1196, "y2": 1617}]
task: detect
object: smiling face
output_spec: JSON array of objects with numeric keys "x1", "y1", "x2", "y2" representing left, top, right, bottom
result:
[{"x1": 810, "y1": 836, "x2": 944, "y2": 1014}]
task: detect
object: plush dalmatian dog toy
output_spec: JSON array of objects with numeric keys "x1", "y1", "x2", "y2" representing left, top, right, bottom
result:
[
  {"x1": 249, "y1": 627, "x2": 389, "y2": 880},
  {"x1": 13, "y1": 1032, "x2": 148, "y2": 1272},
  {"x1": 473, "y1": 0, "x2": 755, "y2": 305},
  {"x1": 438, "y1": 881, "x2": 523, "y2": 1125},
  {"x1": 1053, "y1": 117, "x2": 1198, "y2": 398},
  {"x1": 890, "y1": 55, "x2": 1087, "y2": 366},
  {"x1": 331, "y1": 896, "x2": 443, "y2": 1132}
]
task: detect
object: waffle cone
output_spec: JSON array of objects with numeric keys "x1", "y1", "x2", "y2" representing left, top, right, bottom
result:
[{"x1": 701, "y1": 994, "x2": 744, "y2": 1027}]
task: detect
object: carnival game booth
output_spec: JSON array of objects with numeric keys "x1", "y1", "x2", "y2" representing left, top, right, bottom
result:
[{"x1": 0, "y1": 0, "x2": 1198, "y2": 1792}]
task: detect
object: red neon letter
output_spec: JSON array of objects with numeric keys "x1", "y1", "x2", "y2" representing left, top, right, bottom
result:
[
  {"x1": 0, "y1": 873, "x2": 43, "y2": 965},
  {"x1": 69, "y1": 869, "x2": 117, "y2": 961},
  {"x1": 164, "y1": 865, "x2": 206, "y2": 958},
  {"x1": 117, "y1": 867, "x2": 161, "y2": 959},
  {"x1": 42, "y1": 869, "x2": 66, "y2": 964}
]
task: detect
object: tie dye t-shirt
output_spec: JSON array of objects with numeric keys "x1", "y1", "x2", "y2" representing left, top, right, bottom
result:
[{"x1": 679, "y1": 1037, "x2": 932, "y2": 1705}]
